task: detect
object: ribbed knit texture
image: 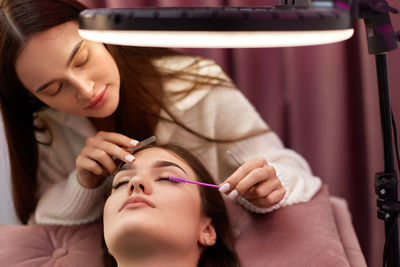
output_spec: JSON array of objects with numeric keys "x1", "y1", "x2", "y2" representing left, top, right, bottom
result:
[{"x1": 33, "y1": 171, "x2": 111, "y2": 225}]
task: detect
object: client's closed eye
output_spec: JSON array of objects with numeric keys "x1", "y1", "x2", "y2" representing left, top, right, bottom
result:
[
  {"x1": 157, "y1": 176, "x2": 179, "y2": 183},
  {"x1": 111, "y1": 176, "x2": 178, "y2": 190},
  {"x1": 112, "y1": 181, "x2": 128, "y2": 190}
]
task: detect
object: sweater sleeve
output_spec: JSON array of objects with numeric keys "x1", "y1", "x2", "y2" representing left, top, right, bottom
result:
[
  {"x1": 204, "y1": 87, "x2": 322, "y2": 213},
  {"x1": 33, "y1": 170, "x2": 111, "y2": 225},
  {"x1": 30, "y1": 110, "x2": 109, "y2": 225}
]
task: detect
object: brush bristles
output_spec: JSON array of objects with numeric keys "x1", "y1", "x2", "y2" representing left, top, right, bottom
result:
[{"x1": 168, "y1": 176, "x2": 187, "y2": 183}]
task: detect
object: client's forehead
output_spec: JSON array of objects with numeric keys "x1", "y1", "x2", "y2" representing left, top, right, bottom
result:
[{"x1": 134, "y1": 147, "x2": 182, "y2": 164}]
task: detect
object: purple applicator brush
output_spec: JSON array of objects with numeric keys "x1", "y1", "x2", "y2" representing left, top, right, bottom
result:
[{"x1": 168, "y1": 176, "x2": 221, "y2": 189}]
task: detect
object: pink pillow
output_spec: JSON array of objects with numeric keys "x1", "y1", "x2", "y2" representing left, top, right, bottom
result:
[
  {"x1": 0, "y1": 221, "x2": 103, "y2": 267},
  {"x1": 226, "y1": 185, "x2": 351, "y2": 267},
  {"x1": 0, "y1": 186, "x2": 350, "y2": 267}
]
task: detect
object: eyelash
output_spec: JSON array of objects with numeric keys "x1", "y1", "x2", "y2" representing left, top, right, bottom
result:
[
  {"x1": 111, "y1": 181, "x2": 128, "y2": 190},
  {"x1": 111, "y1": 176, "x2": 177, "y2": 190},
  {"x1": 49, "y1": 82, "x2": 64, "y2": 96}
]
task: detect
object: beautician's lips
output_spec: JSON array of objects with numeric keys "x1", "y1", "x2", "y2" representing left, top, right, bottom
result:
[
  {"x1": 85, "y1": 85, "x2": 108, "y2": 109},
  {"x1": 119, "y1": 196, "x2": 155, "y2": 211}
]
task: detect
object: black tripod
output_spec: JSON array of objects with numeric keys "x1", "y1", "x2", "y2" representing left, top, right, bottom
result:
[{"x1": 356, "y1": 0, "x2": 400, "y2": 265}]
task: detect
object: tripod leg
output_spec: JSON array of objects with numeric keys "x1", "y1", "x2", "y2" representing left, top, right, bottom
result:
[{"x1": 375, "y1": 53, "x2": 400, "y2": 267}]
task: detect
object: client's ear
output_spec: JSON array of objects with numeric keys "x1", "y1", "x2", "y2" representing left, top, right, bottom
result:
[{"x1": 198, "y1": 218, "x2": 217, "y2": 247}]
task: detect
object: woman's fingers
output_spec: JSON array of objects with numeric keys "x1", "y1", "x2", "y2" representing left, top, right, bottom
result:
[
  {"x1": 91, "y1": 131, "x2": 139, "y2": 148},
  {"x1": 241, "y1": 173, "x2": 280, "y2": 200},
  {"x1": 76, "y1": 131, "x2": 140, "y2": 188},
  {"x1": 82, "y1": 147, "x2": 120, "y2": 175},
  {"x1": 220, "y1": 157, "x2": 267, "y2": 192},
  {"x1": 76, "y1": 155, "x2": 104, "y2": 176},
  {"x1": 236, "y1": 165, "x2": 277, "y2": 197},
  {"x1": 85, "y1": 133, "x2": 138, "y2": 163},
  {"x1": 219, "y1": 157, "x2": 286, "y2": 208},
  {"x1": 251, "y1": 187, "x2": 286, "y2": 208}
]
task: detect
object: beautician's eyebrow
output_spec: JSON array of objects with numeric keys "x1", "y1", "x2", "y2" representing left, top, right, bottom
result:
[
  {"x1": 35, "y1": 40, "x2": 84, "y2": 93},
  {"x1": 117, "y1": 160, "x2": 187, "y2": 175},
  {"x1": 65, "y1": 40, "x2": 84, "y2": 67}
]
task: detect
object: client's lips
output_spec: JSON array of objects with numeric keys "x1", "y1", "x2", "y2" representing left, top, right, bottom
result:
[
  {"x1": 85, "y1": 85, "x2": 108, "y2": 109},
  {"x1": 119, "y1": 196, "x2": 155, "y2": 212}
]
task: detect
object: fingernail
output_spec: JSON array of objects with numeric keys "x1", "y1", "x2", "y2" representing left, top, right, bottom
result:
[
  {"x1": 228, "y1": 189, "x2": 238, "y2": 200},
  {"x1": 130, "y1": 140, "x2": 139, "y2": 146},
  {"x1": 125, "y1": 154, "x2": 135, "y2": 163},
  {"x1": 219, "y1": 183, "x2": 230, "y2": 193}
]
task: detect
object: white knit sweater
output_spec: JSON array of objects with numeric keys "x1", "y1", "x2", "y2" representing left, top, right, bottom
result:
[{"x1": 31, "y1": 55, "x2": 321, "y2": 225}]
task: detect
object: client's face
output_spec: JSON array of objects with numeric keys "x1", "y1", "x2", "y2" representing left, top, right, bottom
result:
[{"x1": 104, "y1": 147, "x2": 208, "y2": 256}]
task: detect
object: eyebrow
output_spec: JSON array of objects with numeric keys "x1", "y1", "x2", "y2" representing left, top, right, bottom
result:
[
  {"x1": 35, "y1": 40, "x2": 84, "y2": 93},
  {"x1": 153, "y1": 160, "x2": 187, "y2": 175},
  {"x1": 65, "y1": 40, "x2": 84, "y2": 67},
  {"x1": 117, "y1": 160, "x2": 187, "y2": 175}
]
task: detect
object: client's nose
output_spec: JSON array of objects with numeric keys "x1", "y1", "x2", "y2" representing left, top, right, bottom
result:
[{"x1": 128, "y1": 176, "x2": 151, "y2": 195}]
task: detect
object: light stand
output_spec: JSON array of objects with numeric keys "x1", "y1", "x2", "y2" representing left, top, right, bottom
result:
[
  {"x1": 78, "y1": 1, "x2": 400, "y2": 265},
  {"x1": 374, "y1": 53, "x2": 400, "y2": 267},
  {"x1": 357, "y1": 0, "x2": 400, "y2": 265}
]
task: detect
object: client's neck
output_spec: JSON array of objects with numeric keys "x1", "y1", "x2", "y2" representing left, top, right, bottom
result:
[
  {"x1": 118, "y1": 257, "x2": 196, "y2": 267},
  {"x1": 116, "y1": 245, "x2": 200, "y2": 267}
]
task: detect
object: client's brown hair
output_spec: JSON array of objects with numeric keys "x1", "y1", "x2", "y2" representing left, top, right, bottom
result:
[{"x1": 103, "y1": 143, "x2": 241, "y2": 267}]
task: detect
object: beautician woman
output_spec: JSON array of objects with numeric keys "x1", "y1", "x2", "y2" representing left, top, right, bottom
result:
[{"x1": 0, "y1": 0, "x2": 321, "y2": 225}]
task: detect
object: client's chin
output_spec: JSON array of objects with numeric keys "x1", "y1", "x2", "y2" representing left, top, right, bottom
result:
[{"x1": 105, "y1": 221, "x2": 201, "y2": 263}]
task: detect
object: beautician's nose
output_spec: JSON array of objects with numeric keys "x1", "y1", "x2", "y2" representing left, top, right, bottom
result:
[
  {"x1": 69, "y1": 74, "x2": 95, "y2": 100},
  {"x1": 128, "y1": 176, "x2": 152, "y2": 195}
]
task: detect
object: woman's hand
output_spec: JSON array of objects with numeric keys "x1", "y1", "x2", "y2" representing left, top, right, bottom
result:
[
  {"x1": 76, "y1": 131, "x2": 139, "y2": 188},
  {"x1": 219, "y1": 158, "x2": 286, "y2": 209}
]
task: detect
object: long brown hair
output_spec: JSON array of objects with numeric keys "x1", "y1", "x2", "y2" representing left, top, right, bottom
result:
[
  {"x1": 0, "y1": 0, "x2": 264, "y2": 224},
  {"x1": 103, "y1": 143, "x2": 241, "y2": 267},
  {"x1": 0, "y1": 0, "x2": 89, "y2": 224}
]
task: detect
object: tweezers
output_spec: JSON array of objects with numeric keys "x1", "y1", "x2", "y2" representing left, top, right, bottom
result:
[{"x1": 114, "y1": 136, "x2": 157, "y2": 174}]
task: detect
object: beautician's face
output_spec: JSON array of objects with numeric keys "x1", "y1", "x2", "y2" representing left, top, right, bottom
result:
[
  {"x1": 104, "y1": 147, "x2": 207, "y2": 252},
  {"x1": 15, "y1": 21, "x2": 120, "y2": 118}
]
